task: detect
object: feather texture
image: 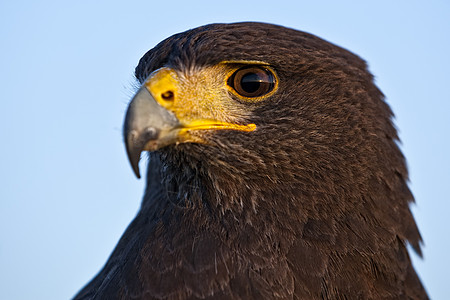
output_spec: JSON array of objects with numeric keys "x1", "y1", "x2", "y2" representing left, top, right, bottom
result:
[{"x1": 74, "y1": 22, "x2": 427, "y2": 299}]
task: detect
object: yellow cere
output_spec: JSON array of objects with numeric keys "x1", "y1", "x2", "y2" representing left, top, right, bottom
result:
[
  {"x1": 142, "y1": 63, "x2": 266, "y2": 140},
  {"x1": 144, "y1": 68, "x2": 179, "y2": 110}
]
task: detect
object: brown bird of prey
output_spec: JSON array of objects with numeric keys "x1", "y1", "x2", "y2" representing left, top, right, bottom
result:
[{"x1": 74, "y1": 22, "x2": 428, "y2": 299}]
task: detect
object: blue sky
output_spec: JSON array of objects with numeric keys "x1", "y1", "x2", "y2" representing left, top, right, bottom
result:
[{"x1": 1, "y1": 1, "x2": 448, "y2": 299}]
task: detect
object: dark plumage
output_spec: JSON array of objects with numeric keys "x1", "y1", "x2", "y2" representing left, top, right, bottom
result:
[{"x1": 74, "y1": 22, "x2": 427, "y2": 299}]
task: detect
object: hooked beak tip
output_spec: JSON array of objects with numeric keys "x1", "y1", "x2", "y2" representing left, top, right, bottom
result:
[
  {"x1": 125, "y1": 130, "x2": 143, "y2": 179},
  {"x1": 125, "y1": 127, "x2": 162, "y2": 179},
  {"x1": 123, "y1": 81, "x2": 180, "y2": 179}
]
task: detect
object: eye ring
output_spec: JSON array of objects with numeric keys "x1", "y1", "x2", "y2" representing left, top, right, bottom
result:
[{"x1": 227, "y1": 66, "x2": 276, "y2": 98}]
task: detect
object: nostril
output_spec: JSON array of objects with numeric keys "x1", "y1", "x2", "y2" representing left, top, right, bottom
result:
[{"x1": 161, "y1": 90, "x2": 174, "y2": 101}]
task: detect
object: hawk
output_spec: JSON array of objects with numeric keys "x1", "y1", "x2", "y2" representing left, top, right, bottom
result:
[{"x1": 74, "y1": 22, "x2": 427, "y2": 299}]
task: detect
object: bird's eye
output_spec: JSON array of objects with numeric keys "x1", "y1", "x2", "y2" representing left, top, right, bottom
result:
[{"x1": 228, "y1": 66, "x2": 276, "y2": 98}]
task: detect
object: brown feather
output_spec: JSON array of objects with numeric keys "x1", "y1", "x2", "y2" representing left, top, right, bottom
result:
[{"x1": 74, "y1": 22, "x2": 427, "y2": 299}]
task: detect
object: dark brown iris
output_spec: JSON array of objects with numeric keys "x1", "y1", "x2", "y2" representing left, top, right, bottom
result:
[{"x1": 228, "y1": 66, "x2": 275, "y2": 98}]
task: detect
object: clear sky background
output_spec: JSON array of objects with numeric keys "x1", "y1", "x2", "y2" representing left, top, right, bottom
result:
[{"x1": 0, "y1": 1, "x2": 448, "y2": 299}]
